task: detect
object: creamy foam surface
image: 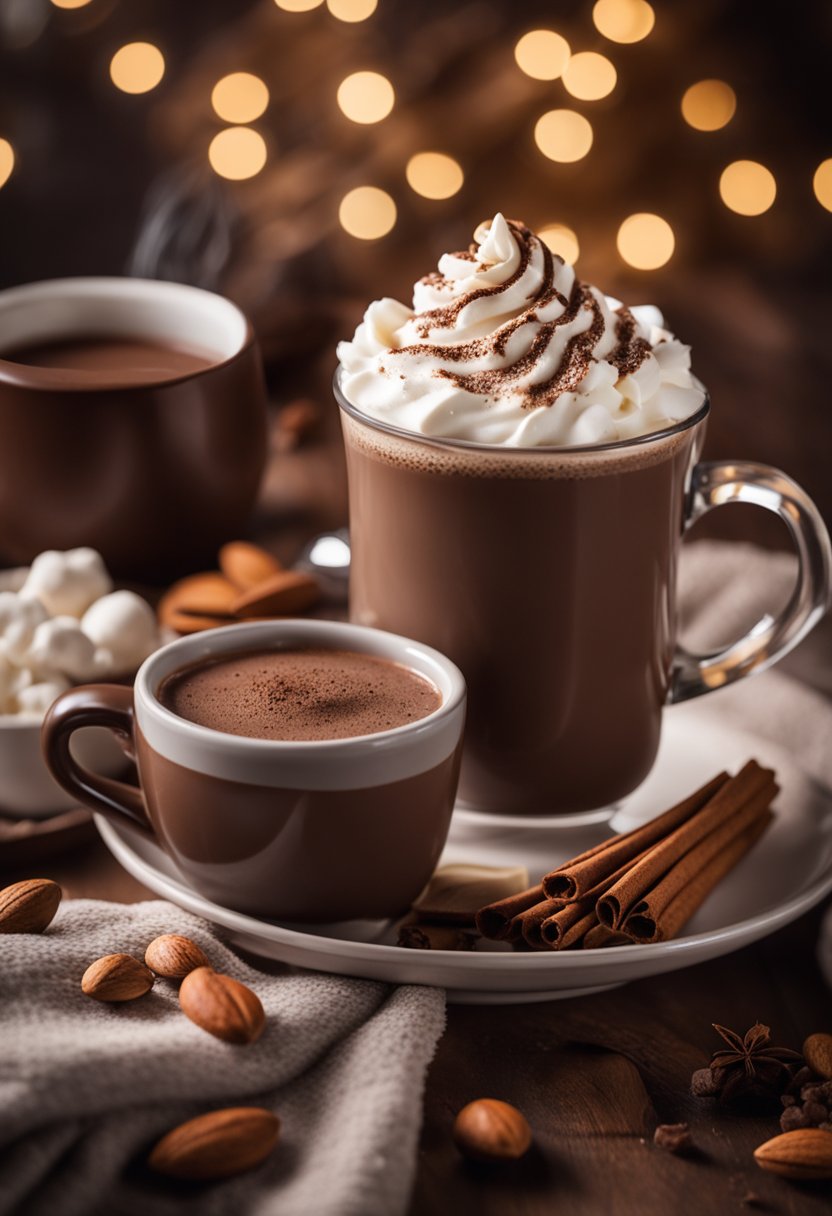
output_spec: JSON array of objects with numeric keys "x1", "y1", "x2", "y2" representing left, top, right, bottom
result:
[
  {"x1": 159, "y1": 647, "x2": 442, "y2": 741},
  {"x1": 337, "y1": 214, "x2": 706, "y2": 448}
]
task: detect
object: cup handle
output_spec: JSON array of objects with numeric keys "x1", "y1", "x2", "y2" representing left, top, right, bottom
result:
[
  {"x1": 42, "y1": 684, "x2": 153, "y2": 833},
  {"x1": 669, "y1": 461, "x2": 832, "y2": 702}
]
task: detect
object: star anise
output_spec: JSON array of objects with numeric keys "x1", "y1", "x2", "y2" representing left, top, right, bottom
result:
[{"x1": 708, "y1": 1023, "x2": 803, "y2": 1104}]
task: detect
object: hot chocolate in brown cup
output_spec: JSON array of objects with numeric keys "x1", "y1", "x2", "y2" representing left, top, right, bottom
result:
[
  {"x1": 0, "y1": 277, "x2": 268, "y2": 580},
  {"x1": 41, "y1": 620, "x2": 466, "y2": 923},
  {"x1": 336, "y1": 371, "x2": 831, "y2": 819}
]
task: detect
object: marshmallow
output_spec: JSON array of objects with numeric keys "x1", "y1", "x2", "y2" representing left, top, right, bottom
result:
[
  {"x1": 27, "y1": 616, "x2": 98, "y2": 682},
  {"x1": 16, "y1": 676, "x2": 71, "y2": 718},
  {"x1": 81, "y1": 591, "x2": 160, "y2": 674},
  {"x1": 0, "y1": 592, "x2": 48, "y2": 665},
  {"x1": 20, "y1": 548, "x2": 112, "y2": 618}
]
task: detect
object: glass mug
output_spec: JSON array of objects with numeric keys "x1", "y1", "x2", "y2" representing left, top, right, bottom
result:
[{"x1": 337, "y1": 373, "x2": 831, "y2": 817}]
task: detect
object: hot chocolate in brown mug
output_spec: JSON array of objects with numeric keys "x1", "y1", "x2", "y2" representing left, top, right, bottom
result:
[
  {"x1": 42, "y1": 620, "x2": 467, "y2": 922},
  {"x1": 336, "y1": 214, "x2": 832, "y2": 818}
]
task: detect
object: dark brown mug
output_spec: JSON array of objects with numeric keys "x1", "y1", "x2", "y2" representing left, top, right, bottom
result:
[
  {"x1": 0, "y1": 277, "x2": 268, "y2": 579},
  {"x1": 42, "y1": 620, "x2": 466, "y2": 923}
]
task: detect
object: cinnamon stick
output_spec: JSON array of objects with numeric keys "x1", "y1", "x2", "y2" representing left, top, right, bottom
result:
[
  {"x1": 474, "y1": 883, "x2": 544, "y2": 940},
  {"x1": 508, "y1": 898, "x2": 565, "y2": 946},
  {"x1": 538, "y1": 900, "x2": 596, "y2": 949},
  {"x1": 597, "y1": 762, "x2": 775, "y2": 930},
  {"x1": 542, "y1": 772, "x2": 730, "y2": 902},
  {"x1": 621, "y1": 810, "x2": 773, "y2": 943},
  {"x1": 582, "y1": 924, "x2": 632, "y2": 949}
]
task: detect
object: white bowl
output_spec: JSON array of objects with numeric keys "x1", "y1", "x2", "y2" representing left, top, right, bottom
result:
[{"x1": 0, "y1": 714, "x2": 129, "y2": 818}]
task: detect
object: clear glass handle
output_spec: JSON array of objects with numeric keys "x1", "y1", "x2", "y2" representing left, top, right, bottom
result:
[{"x1": 670, "y1": 461, "x2": 832, "y2": 702}]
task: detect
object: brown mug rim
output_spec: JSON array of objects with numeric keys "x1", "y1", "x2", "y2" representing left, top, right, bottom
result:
[
  {"x1": 0, "y1": 276, "x2": 257, "y2": 394},
  {"x1": 333, "y1": 366, "x2": 710, "y2": 456}
]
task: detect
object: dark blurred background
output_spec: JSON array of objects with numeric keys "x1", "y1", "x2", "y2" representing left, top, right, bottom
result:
[{"x1": 1, "y1": 0, "x2": 830, "y2": 550}]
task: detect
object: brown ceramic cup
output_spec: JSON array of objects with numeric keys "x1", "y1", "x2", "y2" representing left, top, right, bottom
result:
[
  {"x1": 0, "y1": 277, "x2": 268, "y2": 579},
  {"x1": 42, "y1": 620, "x2": 466, "y2": 923}
]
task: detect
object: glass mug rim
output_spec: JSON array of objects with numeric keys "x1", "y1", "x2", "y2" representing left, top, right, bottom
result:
[
  {"x1": 0, "y1": 276, "x2": 254, "y2": 394},
  {"x1": 333, "y1": 366, "x2": 711, "y2": 457}
]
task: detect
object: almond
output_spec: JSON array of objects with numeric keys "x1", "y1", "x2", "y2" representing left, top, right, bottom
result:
[
  {"x1": 145, "y1": 934, "x2": 210, "y2": 979},
  {"x1": 81, "y1": 953, "x2": 155, "y2": 1001},
  {"x1": 803, "y1": 1033, "x2": 832, "y2": 1080},
  {"x1": 453, "y1": 1099, "x2": 532, "y2": 1162},
  {"x1": 148, "y1": 1107, "x2": 280, "y2": 1180},
  {"x1": 754, "y1": 1128, "x2": 832, "y2": 1180},
  {"x1": 231, "y1": 570, "x2": 320, "y2": 619},
  {"x1": 0, "y1": 878, "x2": 62, "y2": 934},
  {"x1": 158, "y1": 573, "x2": 237, "y2": 628},
  {"x1": 179, "y1": 967, "x2": 265, "y2": 1044},
  {"x1": 219, "y1": 541, "x2": 283, "y2": 591}
]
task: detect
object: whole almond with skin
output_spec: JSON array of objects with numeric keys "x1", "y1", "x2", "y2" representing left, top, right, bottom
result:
[
  {"x1": 158, "y1": 573, "x2": 237, "y2": 627},
  {"x1": 219, "y1": 541, "x2": 282, "y2": 591},
  {"x1": 453, "y1": 1099, "x2": 532, "y2": 1162},
  {"x1": 231, "y1": 570, "x2": 320, "y2": 619},
  {"x1": 803, "y1": 1033, "x2": 832, "y2": 1080},
  {"x1": 145, "y1": 934, "x2": 210, "y2": 979},
  {"x1": 754, "y1": 1128, "x2": 832, "y2": 1179},
  {"x1": 0, "y1": 878, "x2": 61, "y2": 934},
  {"x1": 82, "y1": 953, "x2": 155, "y2": 1001},
  {"x1": 148, "y1": 1107, "x2": 280, "y2": 1180},
  {"x1": 179, "y1": 967, "x2": 265, "y2": 1044}
]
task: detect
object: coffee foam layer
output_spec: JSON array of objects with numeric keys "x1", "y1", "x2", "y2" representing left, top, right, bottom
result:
[
  {"x1": 159, "y1": 647, "x2": 442, "y2": 742},
  {"x1": 342, "y1": 409, "x2": 702, "y2": 481}
]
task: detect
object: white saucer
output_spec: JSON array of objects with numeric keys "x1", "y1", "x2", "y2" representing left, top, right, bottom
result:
[{"x1": 95, "y1": 700, "x2": 832, "y2": 1004}]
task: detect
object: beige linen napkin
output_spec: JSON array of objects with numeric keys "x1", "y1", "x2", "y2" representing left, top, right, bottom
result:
[{"x1": 0, "y1": 899, "x2": 445, "y2": 1216}]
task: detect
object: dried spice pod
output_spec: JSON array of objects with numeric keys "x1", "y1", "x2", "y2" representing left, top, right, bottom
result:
[
  {"x1": 754, "y1": 1128, "x2": 832, "y2": 1180},
  {"x1": 219, "y1": 541, "x2": 283, "y2": 591},
  {"x1": 453, "y1": 1099, "x2": 532, "y2": 1162},
  {"x1": 148, "y1": 1107, "x2": 280, "y2": 1180},
  {"x1": 81, "y1": 953, "x2": 155, "y2": 1001},
  {"x1": 179, "y1": 967, "x2": 265, "y2": 1045},
  {"x1": 0, "y1": 878, "x2": 61, "y2": 934},
  {"x1": 145, "y1": 934, "x2": 210, "y2": 979},
  {"x1": 231, "y1": 570, "x2": 320, "y2": 619}
]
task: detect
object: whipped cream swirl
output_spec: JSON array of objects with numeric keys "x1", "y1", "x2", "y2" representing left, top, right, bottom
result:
[{"x1": 337, "y1": 214, "x2": 706, "y2": 447}]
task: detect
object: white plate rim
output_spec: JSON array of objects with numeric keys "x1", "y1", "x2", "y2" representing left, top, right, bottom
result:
[{"x1": 94, "y1": 811, "x2": 832, "y2": 981}]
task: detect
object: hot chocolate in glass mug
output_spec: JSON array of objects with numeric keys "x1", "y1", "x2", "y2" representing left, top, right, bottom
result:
[{"x1": 336, "y1": 214, "x2": 832, "y2": 817}]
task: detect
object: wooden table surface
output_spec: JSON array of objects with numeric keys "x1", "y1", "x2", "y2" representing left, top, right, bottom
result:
[{"x1": 3, "y1": 398, "x2": 831, "y2": 1216}]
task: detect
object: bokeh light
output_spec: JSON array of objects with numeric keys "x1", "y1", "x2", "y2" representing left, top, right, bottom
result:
[
  {"x1": 681, "y1": 80, "x2": 736, "y2": 131},
  {"x1": 109, "y1": 43, "x2": 165, "y2": 95},
  {"x1": 719, "y1": 161, "x2": 776, "y2": 216},
  {"x1": 812, "y1": 159, "x2": 832, "y2": 212},
  {"x1": 539, "y1": 223, "x2": 580, "y2": 265},
  {"x1": 336, "y1": 71, "x2": 394, "y2": 124},
  {"x1": 211, "y1": 73, "x2": 270, "y2": 124},
  {"x1": 50, "y1": 0, "x2": 92, "y2": 8},
  {"x1": 514, "y1": 30, "x2": 571, "y2": 81},
  {"x1": 405, "y1": 152, "x2": 464, "y2": 200},
  {"x1": 562, "y1": 52, "x2": 617, "y2": 101},
  {"x1": 616, "y1": 213, "x2": 675, "y2": 270},
  {"x1": 592, "y1": 0, "x2": 655, "y2": 43},
  {"x1": 534, "y1": 110, "x2": 593, "y2": 163},
  {"x1": 274, "y1": 0, "x2": 324, "y2": 10},
  {"x1": 208, "y1": 127, "x2": 268, "y2": 180},
  {"x1": 0, "y1": 139, "x2": 14, "y2": 190},
  {"x1": 326, "y1": 0, "x2": 377, "y2": 20},
  {"x1": 339, "y1": 186, "x2": 397, "y2": 239}
]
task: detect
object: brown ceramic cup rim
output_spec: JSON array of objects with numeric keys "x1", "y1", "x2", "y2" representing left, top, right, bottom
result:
[
  {"x1": 334, "y1": 366, "x2": 710, "y2": 456},
  {"x1": 0, "y1": 276, "x2": 255, "y2": 392}
]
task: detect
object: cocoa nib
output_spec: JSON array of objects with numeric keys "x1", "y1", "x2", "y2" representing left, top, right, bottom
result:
[
  {"x1": 653, "y1": 1123, "x2": 693, "y2": 1154},
  {"x1": 779, "y1": 1074, "x2": 832, "y2": 1133}
]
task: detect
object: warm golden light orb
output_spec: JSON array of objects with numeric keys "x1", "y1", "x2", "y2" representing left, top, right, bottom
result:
[
  {"x1": 110, "y1": 43, "x2": 165, "y2": 95},
  {"x1": 812, "y1": 159, "x2": 832, "y2": 212},
  {"x1": 562, "y1": 52, "x2": 617, "y2": 101},
  {"x1": 405, "y1": 153, "x2": 464, "y2": 200},
  {"x1": 0, "y1": 139, "x2": 14, "y2": 190},
  {"x1": 534, "y1": 110, "x2": 593, "y2": 163},
  {"x1": 719, "y1": 161, "x2": 776, "y2": 215},
  {"x1": 211, "y1": 74, "x2": 269, "y2": 124},
  {"x1": 208, "y1": 127, "x2": 268, "y2": 180},
  {"x1": 681, "y1": 80, "x2": 736, "y2": 131},
  {"x1": 337, "y1": 71, "x2": 394, "y2": 124},
  {"x1": 617, "y1": 213, "x2": 675, "y2": 269},
  {"x1": 539, "y1": 223, "x2": 580, "y2": 265},
  {"x1": 327, "y1": 0, "x2": 377, "y2": 20},
  {"x1": 514, "y1": 30, "x2": 571, "y2": 81},
  {"x1": 592, "y1": 0, "x2": 655, "y2": 44},
  {"x1": 339, "y1": 186, "x2": 397, "y2": 239}
]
